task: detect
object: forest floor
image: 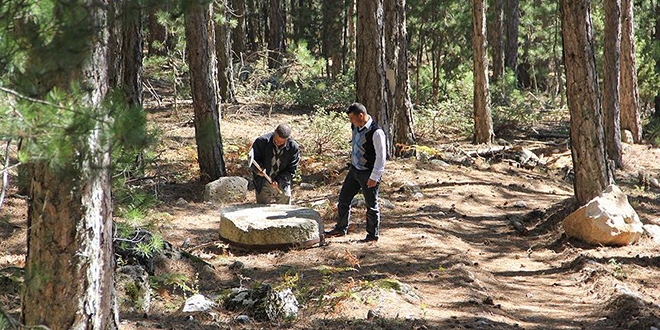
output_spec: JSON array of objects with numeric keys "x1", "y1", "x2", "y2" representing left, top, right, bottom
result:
[{"x1": 2, "y1": 97, "x2": 660, "y2": 330}]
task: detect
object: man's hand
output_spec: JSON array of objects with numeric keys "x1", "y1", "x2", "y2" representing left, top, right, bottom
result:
[
  {"x1": 367, "y1": 179, "x2": 377, "y2": 188},
  {"x1": 271, "y1": 181, "x2": 279, "y2": 188}
]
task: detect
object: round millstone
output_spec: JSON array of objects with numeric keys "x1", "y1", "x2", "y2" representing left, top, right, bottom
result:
[{"x1": 219, "y1": 204, "x2": 323, "y2": 250}]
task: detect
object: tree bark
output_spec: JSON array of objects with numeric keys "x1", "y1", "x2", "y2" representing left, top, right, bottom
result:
[
  {"x1": 22, "y1": 1, "x2": 118, "y2": 329},
  {"x1": 602, "y1": 0, "x2": 622, "y2": 167},
  {"x1": 323, "y1": 0, "x2": 344, "y2": 77},
  {"x1": 473, "y1": 0, "x2": 494, "y2": 144},
  {"x1": 245, "y1": 0, "x2": 259, "y2": 51},
  {"x1": 184, "y1": 1, "x2": 227, "y2": 183},
  {"x1": 121, "y1": 0, "x2": 143, "y2": 108},
  {"x1": 294, "y1": 0, "x2": 314, "y2": 47},
  {"x1": 504, "y1": 0, "x2": 519, "y2": 79},
  {"x1": 107, "y1": 0, "x2": 122, "y2": 89},
  {"x1": 268, "y1": 0, "x2": 285, "y2": 69},
  {"x1": 356, "y1": 0, "x2": 392, "y2": 157},
  {"x1": 382, "y1": 0, "x2": 415, "y2": 147},
  {"x1": 655, "y1": 3, "x2": 660, "y2": 118},
  {"x1": 620, "y1": 0, "x2": 641, "y2": 143},
  {"x1": 488, "y1": 0, "x2": 505, "y2": 83},
  {"x1": 561, "y1": 0, "x2": 611, "y2": 205},
  {"x1": 215, "y1": 0, "x2": 236, "y2": 104},
  {"x1": 231, "y1": 0, "x2": 246, "y2": 58},
  {"x1": 344, "y1": 0, "x2": 356, "y2": 74}
]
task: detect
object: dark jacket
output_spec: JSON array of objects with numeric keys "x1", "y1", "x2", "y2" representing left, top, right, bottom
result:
[{"x1": 251, "y1": 132, "x2": 300, "y2": 193}]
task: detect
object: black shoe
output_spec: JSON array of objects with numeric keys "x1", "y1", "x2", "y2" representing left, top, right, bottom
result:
[
  {"x1": 324, "y1": 228, "x2": 347, "y2": 237},
  {"x1": 360, "y1": 235, "x2": 379, "y2": 243}
]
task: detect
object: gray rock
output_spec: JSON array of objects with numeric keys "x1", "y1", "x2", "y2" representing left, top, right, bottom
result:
[
  {"x1": 643, "y1": 224, "x2": 660, "y2": 244},
  {"x1": 401, "y1": 182, "x2": 423, "y2": 199},
  {"x1": 299, "y1": 182, "x2": 316, "y2": 190},
  {"x1": 563, "y1": 185, "x2": 643, "y2": 246},
  {"x1": 182, "y1": 294, "x2": 217, "y2": 313},
  {"x1": 622, "y1": 129, "x2": 635, "y2": 144},
  {"x1": 513, "y1": 201, "x2": 527, "y2": 208},
  {"x1": 379, "y1": 198, "x2": 396, "y2": 209},
  {"x1": 351, "y1": 195, "x2": 366, "y2": 207},
  {"x1": 219, "y1": 204, "x2": 322, "y2": 249},
  {"x1": 429, "y1": 159, "x2": 450, "y2": 168},
  {"x1": 265, "y1": 288, "x2": 298, "y2": 320},
  {"x1": 235, "y1": 315, "x2": 250, "y2": 323},
  {"x1": 351, "y1": 195, "x2": 395, "y2": 209},
  {"x1": 116, "y1": 265, "x2": 151, "y2": 314},
  {"x1": 204, "y1": 177, "x2": 249, "y2": 204},
  {"x1": 225, "y1": 284, "x2": 299, "y2": 321}
]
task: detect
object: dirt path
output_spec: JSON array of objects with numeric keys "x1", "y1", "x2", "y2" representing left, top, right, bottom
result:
[{"x1": 2, "y1": 108, "x2": 660, "y2": 330}]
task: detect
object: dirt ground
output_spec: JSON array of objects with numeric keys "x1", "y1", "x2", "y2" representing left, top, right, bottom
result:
[{"x1": 2, "y1": 101, "x2": 660, "y2": 330}]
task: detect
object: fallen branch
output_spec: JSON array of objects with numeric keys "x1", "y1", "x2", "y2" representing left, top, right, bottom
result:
[
  {"x1": 142, "y1": 80, "x2": 162, "y2": 107},
  {"x1": 186, "y1": 240, "x2": 231, "y2": 253},
  {"x1": 0, "y1": 139, "x2": 12, "y2": 212},
  {"x1": 464, "y1": 145, "x2": 511, "y2": 158},
  {"x1": 124, "y1": 173, "x2": 175, "y2": 184},
  {"x1": 544, "y1": 151, "x2": 572, "y2": 166}
]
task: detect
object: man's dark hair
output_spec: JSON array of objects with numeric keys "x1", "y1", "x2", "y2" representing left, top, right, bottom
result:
[
  {"x1": 275, "y1": 123, "x2": 292, "y2": 138},
  {"x1": 345, "y1": 102, "x2": 367, "y2": 115}
]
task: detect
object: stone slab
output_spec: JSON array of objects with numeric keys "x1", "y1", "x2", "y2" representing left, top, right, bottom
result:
[{"x1": 219, "y1": 204, "x2": 323, "y2": 250}]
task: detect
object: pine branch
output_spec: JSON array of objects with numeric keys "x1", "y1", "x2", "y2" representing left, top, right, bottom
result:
[
  {"x1": 0, "y1": 86, "x2": 70, "y2": 111},
  {"x1": 0, "y1": 86, "x2": 109, "y2": 122}
]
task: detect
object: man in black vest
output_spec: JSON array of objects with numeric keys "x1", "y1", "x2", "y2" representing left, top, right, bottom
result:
[
  {"x1": 250, "y1": 123, "x2": 300, "y2": 204},
  {"x1": 325, "y1": 102, "x2": 386, "y2": 242}
]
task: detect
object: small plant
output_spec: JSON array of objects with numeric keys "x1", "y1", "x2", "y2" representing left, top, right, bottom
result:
[
  {"x1": 0, "y1": 307, "x2": 17, "y2": 330},
  {"x1": 303, "y1": 109, "x2": 350, "y2": 155},
  {"x1": 608, "y1": 258, "x2": 627, "y2": 280},
  {"x1": 113, "y1": 221, "x2": 165, "y2": 268},
  {"x1": 150, "y1": 273, "x2": 196, "y2": 295}
]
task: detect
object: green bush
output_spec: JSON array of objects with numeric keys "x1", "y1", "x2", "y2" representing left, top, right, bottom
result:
[
  {"x1": 413, "y1": 72, "x2": 473, "y2": 142},
  {"x1": 300, "y1": 109, "x2": 350, "y2": 155}
]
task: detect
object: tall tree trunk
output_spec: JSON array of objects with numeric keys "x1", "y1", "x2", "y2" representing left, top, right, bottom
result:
[
  {"x1": 215, "y1": 0, "x2": 236, "y2": 104},
  {"x1": 231, "y1": 0, "x2": 247, "y2": 58},
  {"x1": 268, "y1": 0, "x2": 285, "y2": 69},
  {"x1": 107, "y1": 0, "x2": 122, "y2": 89},
  {"x1": 384, "y1": 0, "x2": 415, "y2": 150},
  {"x1": 553, "y1": 1, "x2": 565, "y2": 107},
  {"x1": 146, "y1": 5, "x2": 171, "y2": 56},
  {"x1": 561, "y1": 0, "x2": 611, "y2": 205},
  {"x1": 245, "y1": 0, "x2": 257, "y2": 51},
  {"x1": 620, "y1": 0, "x2": 641, "y2": 143},
  {"x1": 488, "y1": 0, "x2": 505, "y2": 83},
  {"x1": 602, "y1": 0, "x2": 622, "y2": 167},
  {"x1": 517, "y1": 36, "x2": 532, "y2": 89},
  {"x1": 121, "y1": 0, "x2": 143, "y2": 108},
  {"x1": 184, "y1": 1, "x2": 227, "y2": 183},
  {"x1": 655, "y1": 3, "x2": 660, "y2": 117},
  {"x1": 393, "y1": 0, "x2": 415, "y2": 147},
  {"x1": 473, "y1": 0, "x2": 493, "y2": 144},
  {"x1": 356, "y1": 0, "x2": 392, "y2": 157},
  {"x1": 295, "y1": 0, "x2": 314, "y2": 47},
  {"x1": 22, "y1": 1, "x2": 118, "y2": 329},
  {"x1": 504, "y1": 0, "x2": 519, "y2": 80},
  {"x1": 290, "y1": 0, "x2": 298, "y2": 40},
  {"x1": 344, "y1": 0, "x2": 356, "y2": 73},
  {"x1": 323, "y1": 0, "x2": 344, "y2": 77}
]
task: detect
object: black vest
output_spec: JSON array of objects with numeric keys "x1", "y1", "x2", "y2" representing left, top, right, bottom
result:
[{"x1": 353, "y1": 123, "x2": 382, "y2": 170}]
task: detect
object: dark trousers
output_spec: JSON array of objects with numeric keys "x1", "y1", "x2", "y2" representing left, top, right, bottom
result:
[{"x1": 336, "y1": 166, "x2": 380, "y2": 238}]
